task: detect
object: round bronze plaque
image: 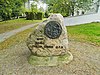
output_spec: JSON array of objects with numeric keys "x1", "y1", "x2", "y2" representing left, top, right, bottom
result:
[{"x1": 44, "y1": 21, "x2": 62, "y2": 39}]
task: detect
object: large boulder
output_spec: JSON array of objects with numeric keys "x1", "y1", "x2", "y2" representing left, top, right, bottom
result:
[{"x1": 26, "y1": 14, "x2": 68, "y2": 56}]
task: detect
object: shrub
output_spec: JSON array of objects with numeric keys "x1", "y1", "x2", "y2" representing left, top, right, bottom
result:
[
  {"x1": 36, "y1": 12, "x2": 43, "y2": 20},
  {"x1": 44, "y1": 12, "x2": 49, "y2": 18},
  {"x1": 25, "y1": 12, "x2": 43, "y2": 20},
  {"x1": 30, "y1": 12, "x2": 35, "y2": 20},
  {"x1": 25, "y1": 12, "x2": 30, "y2": 20}
]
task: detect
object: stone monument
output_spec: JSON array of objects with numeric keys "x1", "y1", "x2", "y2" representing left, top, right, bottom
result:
[{"x1": 26, "y1": 14, "x2": 73, "y2": 66}]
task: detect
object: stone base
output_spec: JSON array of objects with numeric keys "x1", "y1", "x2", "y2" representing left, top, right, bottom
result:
[{"x1": 28, "y1": 51, "x2": 73, "y2": 66}]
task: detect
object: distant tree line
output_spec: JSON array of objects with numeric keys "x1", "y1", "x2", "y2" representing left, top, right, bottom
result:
[
  {"x1": 0, "y1": 0, "x2": 28, "y2": 21},
  {"x1": 1, "y1": 0, "x2": 94, "y2": 21},
  {"x1": 0, "y1": 0, "x2": 47, "y2": 21},
  {"x1": 43, "y1": 0, "x2": 94, "y2": 17}
]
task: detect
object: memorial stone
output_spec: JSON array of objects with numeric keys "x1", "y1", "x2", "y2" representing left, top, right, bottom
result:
[{"x1": 26, "y1": 14, "x2": 73, "y2": 66}]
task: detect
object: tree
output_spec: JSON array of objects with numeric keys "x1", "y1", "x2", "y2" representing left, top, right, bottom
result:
[
  {"x1": 12, "y1": 0, "x2": 23, "y2": 18},
  {"x1": 75, "y1": 0, "x2": 93, "y2": 11},
  {"x1": 0, "y1": 0, "x2": 14, "y2": 20},
  {"x1": 0, "y1": 0, "x2": 26, "y2": 21},
  {"x1": 43, "y1": 0, "x2": 93, "y2": 16},
  {"x1": 31, "y1": 2, "x2": 38, "y2": 13},
  {"x1": 39, "y1": 6, "x2": 45, "y2": 12},
  {"x1": 22, "y1": 0, "x2": 28, "y2": 8}
]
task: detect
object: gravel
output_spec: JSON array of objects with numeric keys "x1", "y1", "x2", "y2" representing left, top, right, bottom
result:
[{"x1": 0, "y1": 39, "x2": 100, "y2": 75}]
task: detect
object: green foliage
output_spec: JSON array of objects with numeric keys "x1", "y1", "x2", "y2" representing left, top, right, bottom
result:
[
  {"x1": 44, "y1": 11, "x2": 49, "y2": 18},
  {"x1": 36, "y1": 12, "x2": 43, "y2": 20},
  {"x1": 22, "y1": 0, "x2": 28, "y2": 8},
  {"x1": 67, "y1": 22, "x2": 100, "y2": 46},
  {"x1": 39, "y1": 6, "x2": 45, "y2": 12},
  {"x1": 0, "y1": 26, "x2": 37, "y2": 50},
  {"x1": 0, "y1": 0, "x2": 12, "y2": 20},
  {"x1": 44, "y1": 0, "x2": 74, "y2": 16},
  {"x1": 75, "y1": 0, "x2": 93, "y2": 11},
  {"x1": 44, "y1": 0, "x2": 93, "y2": 16},
  {"x1": 25, "y1": 12, "x2": 34, "y2": 20},
  {"x1": 0, "y1": 18, "x2": 42, "y2": 34},
  {"x1": 25, "y1": 12, "x2": 33, "y2": 20},
  {"x1": 31, "y1": 2, "x2": 38, "y2": 13},
  {"x1": 0, "y1": 0, "x2": 27, "y2": 21},
  {"x1": 25, "y1": 12, "x2": 43, "y2": 20}
]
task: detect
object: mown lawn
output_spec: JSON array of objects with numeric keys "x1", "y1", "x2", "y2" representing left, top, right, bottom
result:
[
  {"x1": 0, "y1": 24, "x2": 38, "y2": 50},
  {"x1": 0, "y1": 22, "x2": 100, "y2": 50},
  {"x1": 67, "y1": 22, "x2": 100, "y2": 46},
  {"x1": 0, "y1": 18, "x2": 42, "y2": 34}
]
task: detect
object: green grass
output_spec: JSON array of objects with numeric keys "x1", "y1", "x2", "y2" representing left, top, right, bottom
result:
[
  {"x1": 0, "y1": 18, "x2": 42, "y2": 34},
  {"x1": 0, "y1": 24, "x2": 38, "y2": 50},
  {"x1": 0, "y1": 22, "x2": 100, "y2": 50},
  {"x1": 67, "y1": 22, "x2": 100, "y2": 46}
]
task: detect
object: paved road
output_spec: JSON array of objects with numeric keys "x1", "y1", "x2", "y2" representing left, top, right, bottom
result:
[
  {"x1": 0, "y1": 39, "x2": 100, "y2": 75},
  {"x1": 64, "y1": 12, "x2": 100, "y2": 26},
  {"x1": 0, "y1": 23, "x2": 39, "y2": 43}
]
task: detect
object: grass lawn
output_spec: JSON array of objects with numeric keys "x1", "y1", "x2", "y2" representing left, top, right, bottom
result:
[
  {"x1": 0, "y1": 24, "x2": 38, "y2": 50},
  {"x1": 0, "y1": 18, "x2": 42, "y2": 34},
  {"x1": 0, "y1": 22, "x2": 100, "y2": 50},
  {"x1": 67, "y1": 22, "x2": 100, "y2": 46}
]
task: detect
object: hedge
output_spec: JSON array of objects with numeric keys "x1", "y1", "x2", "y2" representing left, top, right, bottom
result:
[
  {"x1": 44, "y1": 12, "x2": 49, "y2": 18},
  {"x1": 25, "y1": 12, "x2": 43, "y2": 20}
]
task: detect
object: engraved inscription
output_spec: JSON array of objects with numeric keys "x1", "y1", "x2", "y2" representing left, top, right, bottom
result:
[
  {"x1": 56, "y1": 46, "x2": 63, "y2": 49},
  {"x1": 37, "y1": 38, "x2": 44, "y2": 40},
  {"x1": 35, "y1": 42, "x2": 44, "y2": 44},
  {"x1": 32, "y1": 45, "x2": 42, "y2": 48},
  {"x1": 32, "y1": 37, "x2": 64, "y2": 49},
  {"x1": 44, "y1": 45, "x2": 53, "y2": 48}
]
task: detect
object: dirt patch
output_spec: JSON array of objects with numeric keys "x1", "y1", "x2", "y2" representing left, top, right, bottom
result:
[{"x1": 0, "y1": 40, "x2": 100, "y2": 75}]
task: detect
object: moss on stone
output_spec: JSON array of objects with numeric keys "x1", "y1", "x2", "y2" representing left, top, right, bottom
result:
[{"x1": 28, "y1": 51, "x2": 73, "y2": 66}]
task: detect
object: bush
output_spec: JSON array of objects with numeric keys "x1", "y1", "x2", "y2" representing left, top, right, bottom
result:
[
  {"x1": 30, "y1": 12, "x2": 35, "y2": 20},
  {"x1": 44, "y1": 12, "x2": 49, "y2": 18},
  {"x1": 36, "y1": 12, "x2": 42, "y2": 20},
  {"x1": 25, "y1": 12, "x2": 43, "y2": 20},
  {"x1": 61, "y1": 13, "x2": 69, "y2": 17},
  {"x1": 25, "y1": 12, "x2": 31, "y2": 20},
  {"x1": 0, "y1": 16, "x2": 2, "y2": 21}
]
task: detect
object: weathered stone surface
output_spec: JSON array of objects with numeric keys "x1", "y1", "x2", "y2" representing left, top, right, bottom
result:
[
  {"x1": 26, "y1": 14, "x2": 68, "y2": 56},
  {"x1": 28, "y1": 51, "x2": 73, "y2": 66}
]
